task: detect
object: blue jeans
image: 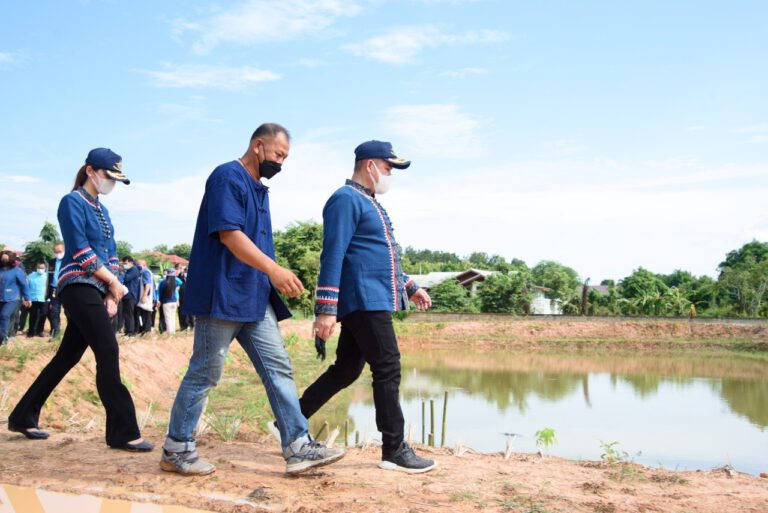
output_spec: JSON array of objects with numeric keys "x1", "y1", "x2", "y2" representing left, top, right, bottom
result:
[
  {"x1": 0, "y1": 300, "x2": 20, "y2": 344},
  {"x1": 164, "y1": 305, "x2": 308, "y2": 452}
]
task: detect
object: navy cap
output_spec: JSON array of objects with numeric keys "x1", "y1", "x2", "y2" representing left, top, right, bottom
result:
[
  {"x1": 354, "y1": 140, "x2": 411, "y2": 169},
  {"x1": 85, "y1": 148, "x2": 130, "y2": 184}
]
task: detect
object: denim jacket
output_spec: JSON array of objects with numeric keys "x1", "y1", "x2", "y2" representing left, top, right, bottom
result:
[
  {"x1": 314, "y1": 180, "x2": 419, "y2": 319},
  {"x1": 57, "y1": 188, "x2": 119, "y2": 294},
  {"x1": 0, "y1": 266, "x2": 29, "y2": 302}
]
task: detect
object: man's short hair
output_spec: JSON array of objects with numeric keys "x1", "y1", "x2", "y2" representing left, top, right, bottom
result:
[
  {"x1": 251, "y1": 123, "x2": 291, "y2": 142},
  {"x1": 121, "y1": 256, "x2": 135, "y2": 263}
]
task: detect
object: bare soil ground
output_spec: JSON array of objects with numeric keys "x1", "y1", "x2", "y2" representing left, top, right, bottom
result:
[{"x1": 0, "y1": 318, "x2": 766, "y2": 513}]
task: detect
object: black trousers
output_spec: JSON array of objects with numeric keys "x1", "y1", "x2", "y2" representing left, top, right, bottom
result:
[
  {"x1": 299, "y1": 310, "x2": 404, "y2": 456},
  {"x1": 122, "y1": 297, "x2": 136, "y2": 334},
  {"x1": 136, "y1": 306, "x2": 151, "y2": 334},
  {"x1": 48, "y1": 296, "x2": 62, "y2": 335},
  {"x1": 9, "y1": 284, "x2": 140, "y2": 446},
  {"x1": 27, "y1": 301, "x2": 47, "y2": 336}
]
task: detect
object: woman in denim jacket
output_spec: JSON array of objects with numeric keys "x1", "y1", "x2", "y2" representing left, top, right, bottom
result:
[{"x1": 8, "y1": 148, "x2": 153, "y2": 452}]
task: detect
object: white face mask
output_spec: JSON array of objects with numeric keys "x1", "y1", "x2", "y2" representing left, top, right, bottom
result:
[
  {"x1": 37, "y1": 268, "x2": 46, "y2": 274},
  {"x1": 54, "y1": 252, "x2": 64, "y2": 259},
  {"x1": 370, "y1": 162, "x2": 393, "y2": 195},
  {"x1": 89, "y1": 172, "x2": 116, "y2": 195}
]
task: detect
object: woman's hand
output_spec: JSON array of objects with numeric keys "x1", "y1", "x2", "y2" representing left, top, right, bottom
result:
[
  {"x1": 109, "y1": 279, "x2": 127, "y2": 302},
  {"x1": 104, "y1": 296, "x2": 118, "y2": 318}
]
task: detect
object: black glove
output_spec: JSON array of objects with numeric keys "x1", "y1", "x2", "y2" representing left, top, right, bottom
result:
[{"x1": 315, "y1": 335, "x2": 326, "y2": 361}]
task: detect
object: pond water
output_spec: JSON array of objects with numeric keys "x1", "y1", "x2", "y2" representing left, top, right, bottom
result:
[{"x1": 309, "y1": 349, "x2": 768, "y2": 475}]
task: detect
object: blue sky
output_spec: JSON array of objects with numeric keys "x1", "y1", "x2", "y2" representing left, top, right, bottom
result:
[{"x1": 1, "y1": 0, "x2": 767, "y2": 282}]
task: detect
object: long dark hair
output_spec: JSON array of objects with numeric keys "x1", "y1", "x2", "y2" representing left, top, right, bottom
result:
[
  {"x1": 161, "y1": 275, "x2": 177, "y2": 301},
  {"x1": 72, "y1": 164, "x2": 90, "y2": 192}
]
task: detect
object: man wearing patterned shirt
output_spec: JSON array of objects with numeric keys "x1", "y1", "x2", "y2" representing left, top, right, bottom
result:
[{"x1": 301, "y1": 140, "x2": 436, "y2": 474}]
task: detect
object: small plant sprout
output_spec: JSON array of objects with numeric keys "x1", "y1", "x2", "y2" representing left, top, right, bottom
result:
[{"x1": 534, "y1": 427, "x2": 557, "y2": 455}]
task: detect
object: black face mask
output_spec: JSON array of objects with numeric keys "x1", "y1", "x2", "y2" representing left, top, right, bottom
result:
[
  {"x1": 259, "y1": 160, "x2": 282, "y2": 180},
  {"x1": 1, "y1": 259, "x2": 9, "y2": 267}
]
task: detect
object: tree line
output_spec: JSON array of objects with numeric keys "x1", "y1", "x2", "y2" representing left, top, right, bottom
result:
[{"x1": 6, "y1": 221, "x2": 768, "y2": 318}]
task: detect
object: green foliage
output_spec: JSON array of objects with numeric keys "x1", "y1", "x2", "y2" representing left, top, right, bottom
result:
[
  {"x1": 169, "y1": 243, "x2": 192, "y2": 259},
  {"x1": 20, "y1": 221, "x2": 60, "y2": 271},
  {"x1": 153, "y1": 243, "x2": 170, "y2": 254},
  {"x1": 600, "y1": 440, "x2": 634, "y2": 463},
  {"x1": 116, "y1": 240, "x2": 133, "y2": 258},
  {"x1": 531, "y1": 260, "x2": 581, "y2": 314},
  {"x1": 718, "y1": 257, "x2": 768, "y2": 316},
  {"x1": 534, "y1": 427, "x2": 557, "y2": 452},
  {"x1": 273, "y1": 221, "x2": 323, "y2": 315},
  {"x1": 719, "y1": 240, "x2": 768, "y2": 272},
  {"x1": 430, "y1": 278, "x2": 471, "y2": 312},
  {"x1": 477, "y1": 271, "x2": 533, "y2": 314},
  {"x1": 39, "y1": 221, "x2": 60, "y2": 244}
]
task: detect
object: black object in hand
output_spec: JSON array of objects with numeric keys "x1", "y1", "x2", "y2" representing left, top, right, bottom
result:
[{"x1": 315, "y1": 335, "x2": 326, "y2": 361}]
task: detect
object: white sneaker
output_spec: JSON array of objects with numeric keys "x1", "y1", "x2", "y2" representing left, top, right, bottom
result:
[{"x1": 267, "y1": 420, "x2": 281, "y2": 444}]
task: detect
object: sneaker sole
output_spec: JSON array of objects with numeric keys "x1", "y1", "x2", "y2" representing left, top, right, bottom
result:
[
  {"x1": 159, "y1": 459, "x2": 216, "y2": 476},
  {"x1": 285, "y1": 450, "x2": 346, "y2": 475},
  {"x1": 378, "y1": 460, "x2": 437, "y2": 474}
]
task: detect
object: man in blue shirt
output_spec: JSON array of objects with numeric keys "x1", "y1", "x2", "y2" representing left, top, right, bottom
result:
[
  {"x1": 0, "y1": 250, "x2": 30, "y2": 345},
  {"x1": 26, "y1": 262, "x2": 48, "y2": 337},
  {"x1": 302, "y1": 140, "x2": 436, "y2": 473},
  {"x1": 135, "y1": 258, "x2": 154, "y2": 334},
  {"x1": 161, "y1": 123, "x2": 345, "y2": 476},
  {"x1": 46, "y1": 242, "x2": 65, "y2": 338},
  {"x1": 120, "y1": 256, "x2": 141, "y2": 336}
]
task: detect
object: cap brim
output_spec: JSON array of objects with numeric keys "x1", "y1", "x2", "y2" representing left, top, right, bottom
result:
[
  {"x1": 386, "y1": 157, "x2": 411, "y2": 169},
  {"x1": 105, "y1": 170, "x2": 130, "y2": 184}
]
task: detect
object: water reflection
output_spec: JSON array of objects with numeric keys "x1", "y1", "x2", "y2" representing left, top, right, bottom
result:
[{"x1": 310, "y1": 349, "x2": 768, "y2": 474}]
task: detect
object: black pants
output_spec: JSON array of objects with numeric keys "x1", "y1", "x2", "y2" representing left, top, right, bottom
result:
[
  {"x1": 136, "y1": 306, "x2": 151, "y2": 334},
  {"x1": 9, "y1": 284, "x2": 140, "y2": 446},
  {"x1": 122, "y1": 298, "x2": 136, "y2": 334},
  {"x1": 299, "y1": 310, "x2": 404, "y2": 456},
  {"x1": 27, "y1": 301, "x2": 47, "y2": 337},
  {"x1": 18, "y1": 304, "x2": 29, "y2": 333},
  {"x1": 48, "y1": 297, "x2": 62, "y2": 335}
]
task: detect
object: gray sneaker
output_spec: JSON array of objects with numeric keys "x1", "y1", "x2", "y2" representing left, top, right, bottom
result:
[
  {"x1": 160, "y1": 449, "x2": 216, "y2": 476},
  {"x1": 379, "y1": 442, "x2": 436, "y2": 474},
  {"x1": 284, "y1": 439, "x2": 345, "y2": 475}
]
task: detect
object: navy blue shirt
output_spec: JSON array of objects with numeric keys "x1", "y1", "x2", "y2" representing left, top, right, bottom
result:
[{"x1": 183, "y1": 160, "x2": 290, "y2": 322}]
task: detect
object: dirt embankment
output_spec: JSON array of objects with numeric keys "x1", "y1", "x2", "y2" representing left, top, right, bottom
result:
[{"x1": 0, "y1": 319, "x2": 766, "y2": 513}]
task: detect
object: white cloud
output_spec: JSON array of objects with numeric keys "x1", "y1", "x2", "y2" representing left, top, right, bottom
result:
[
  {"x1": 344, "y1": 25, "x2": 509, "y2": 64},
  {"x1": 1, "y1": 175, "x2": 39, "y2": 184},
  {"x1": 140, "y1": 64, "x2": 280, "y2": 90},
  {"x1": 748, "y1": 135, "x2": 768, "y2": 144},
  {"x1": 381, "y1": 104, "x2": 489, "y2": 158},
  {"x1": 733, "y1": 123, "x2": 768, "y2": 134},
  {"x1": 0, "y1": 52, "x2": 17, "y2": 67},
  {"x1": 439, "y1": 67, "x2": 487, "y2": 79},
  {"x1": 173, "y1": 0, "x2": 362, "y2": 54}
]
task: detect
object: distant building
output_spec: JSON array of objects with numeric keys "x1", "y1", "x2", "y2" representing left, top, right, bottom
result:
[
  {"x1": 409, "y1": 268, "x2": 564, "y2": 315},
  {"x1": 408, "y1": 268, "x2": 494, "y2": 296},
  {"x1": 144, "y1": 251, "x2": 189, "y2": 266}
]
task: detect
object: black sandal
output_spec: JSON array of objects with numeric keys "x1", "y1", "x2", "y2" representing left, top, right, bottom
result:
[{"x1": 8, "y1": 422, "x2": 49, "y2": 440}]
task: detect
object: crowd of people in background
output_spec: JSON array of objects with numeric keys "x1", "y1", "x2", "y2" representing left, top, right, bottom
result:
[{"x1": 0, "y1": 246, "x2": 192, "y2": 345}]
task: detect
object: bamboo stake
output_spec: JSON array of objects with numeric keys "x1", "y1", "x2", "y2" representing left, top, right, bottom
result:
[
  {"x1": 344, "y1": 419, "x2": 349, "y2": 447},
  {"x1": 440, "y1": 390, "x2": 448, "y2": 447},
  {"x1": 421, "y1": 401, "x2": 426, "y2": 444},
  {"x1": 429, "y1": 399, "x2": 435, "y2": 447},
  {"x1": 314, "y1": 421, "x2": 328, "y2": 441}
]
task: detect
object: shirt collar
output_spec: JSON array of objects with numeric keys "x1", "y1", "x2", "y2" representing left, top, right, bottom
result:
[
  {"x1": 77, "y1": 186, "x2": 100, "y2": 205},
  {"x1": 236, "y1": 160, "x2": 269, "y2": 192},
  {"x1": 345, "y1": 179, "x2": 373, "y2": 197}
]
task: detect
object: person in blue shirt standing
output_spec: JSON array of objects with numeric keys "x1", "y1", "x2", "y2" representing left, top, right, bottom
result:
[
  {"x1": 26, "y1": 262, "x2": 48, "y2": 337},
  {"x1": 8, "y1": 148, "x2": 153, "y2": 452},
  {"x1": 119, "y1": 256, "x2": 140, "y2": 336},
  {"x1": 157, "y1": 268, "x2": 183, "y2": 334},
  {"x1": 161, "y1": 123, "x2": 345, "y2": 476},
  {"x1": 47, "y1": 242, "x2": 65, "y2": 338},
  {"x1": 0, "y1": 250, "x2": 30, "y2": 345},
  {"x1": 135, "y1": 258, "x2": 154, "y2": 334},
  {"x1": 302, "y1": 141, "x2": 436, "y2": 473}
]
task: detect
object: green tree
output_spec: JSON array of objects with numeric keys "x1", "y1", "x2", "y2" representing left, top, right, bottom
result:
[
  {"x1": 531, "y1": 261, "x2": 581, "y2": 308},
  {"x1": 21, "y1": 221, "x2": 61, "y2": 272},
  {"x1": 618, "y1": 268, "x2": 670, "y2": 315},
  {"x1": 718, "y1": 257, "x2": 768, "y2": 316},
  {"x1": 430, "y1": 278, "x2": 471, "y2": 312},
  {"x1": 153, "y1": 243, "x2": 170, "y2": 254},
  {"x1": 116, "y1": 240, "x2": 133, "y2": 259},
  {"x1": 273, "y1": 221, "x2": 323, "y2": 315},
  {"x1": 476, "y1": 271, "x2": 533, "y2": 314},
  {"x1": 170, "y1": 243, "x2": 192, "y2": 260},
  {"x1": 718, "y1": 240, "x2": 768, "y2": 274}
]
